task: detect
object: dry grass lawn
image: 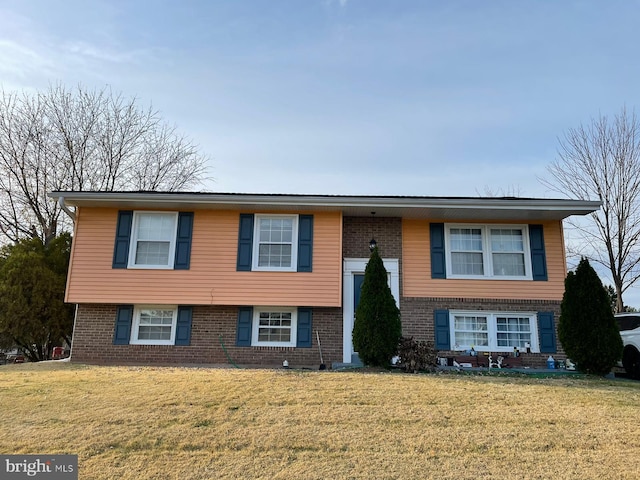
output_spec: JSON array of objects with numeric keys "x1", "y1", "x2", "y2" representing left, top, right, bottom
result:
[{"x1": 1, "y1": 362, "x2": 639, "y2": 479}]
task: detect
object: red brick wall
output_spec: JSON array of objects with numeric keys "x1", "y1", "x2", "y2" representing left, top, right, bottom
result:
[
  {"x1": 342, "y1": 216, "x2": 402, "y2": 259},
  {"x1": 71, "y1": 304, "x2": 342, "y2": 368},
  {"x1": 400, "y1": 297, "x2": 564, "y2": 368}
]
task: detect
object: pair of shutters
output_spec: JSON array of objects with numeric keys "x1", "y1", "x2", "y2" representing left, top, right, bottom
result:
[
  {"x1": 429, "y1": 223, "x2": 548, "y2": 281},
  {"x1": 236, "y1": 307, "x2": 313, "y2": 348},
  {"x1": 433, "y1": 309, "x2": 557, "y2": 353},
  {"x1": 113, "y1": 306, "x2": 193, "y2": 345},
  {"x1": 113, "y1": 211, "x2": 194, "y2": 269},
  {"x1": 237, "y1": 214, "x2": 314, "y2": 272}
]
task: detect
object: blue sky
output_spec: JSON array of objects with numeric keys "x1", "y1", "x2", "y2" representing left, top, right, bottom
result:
[
  {"x1": 2, "y1": 0, "x2": 640, "y2": 303},
  {"x1": 2, "y1": 0, "x2": 639, "y2": 198}
]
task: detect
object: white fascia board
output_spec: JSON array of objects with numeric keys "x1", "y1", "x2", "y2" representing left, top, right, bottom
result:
[{"x1": 48, "y1": 191, "x2": 601, "y2": 220}]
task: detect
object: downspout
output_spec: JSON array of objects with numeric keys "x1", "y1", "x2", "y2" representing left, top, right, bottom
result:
[{"x1": 58, "y1": 196, "x2": 76, "y2": 221}]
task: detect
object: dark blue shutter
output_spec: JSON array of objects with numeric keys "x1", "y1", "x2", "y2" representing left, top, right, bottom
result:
[
  {"x1": 529, "y1": 224, "x2": 548, "y2": 281},
  {"x1": 237, "y1": 214, "x2": 254, "y2": 271},
  {"x1": 175, "y1": 306, "x2": 193, "y2": 346},
  {"x1": 434, "y1": 309, "x2": 451, "y2": 350},
  {"x1": 112, "y1": 211, "x2": 133, "y2": 268},
  {"x1": 296, "y1": 308, "x2": 313, "y2": 348},
  {"x1": 236, "y1": 307, "x2": 253, "y2": 346},
  {"x1": 538, "y1": 311, "x2": 557, "y2": 353},
  {"x1": 430, "y1": 223, "x2": 446, "y2": 279},
  {"x1": 174, "y1": 212, "x2": 194, "y2": 270},
  {"x1": 297, "y1": 215, "x2": 313, "y2": 272},
  {"x1": 113, "y1": 305, "x2": 133, "y2": 345}
]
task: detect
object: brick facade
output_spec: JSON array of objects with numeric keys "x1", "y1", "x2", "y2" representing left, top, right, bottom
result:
[
  {"x1": 342, "y1": 216, "x2": 402, "y2": 260},
  {"x1": 400, "y1": 297, "x2": 564, "y2": 368},
  {"x1": 71, "y1": 304, "x2": 342, "y2": 367}
]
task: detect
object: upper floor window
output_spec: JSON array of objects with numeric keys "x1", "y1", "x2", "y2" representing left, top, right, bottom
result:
[
  {"x1": 252, "y1": 215, "x2": 299, "y2": 271},
  {"x1": 445, "y1": 224, "x2": 531, "y2": 280},
  {"x1": 128, "y1": 212, "x2": 178, "y2": 269}
]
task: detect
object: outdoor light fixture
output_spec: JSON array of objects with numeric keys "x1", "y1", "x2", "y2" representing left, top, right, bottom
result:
[{"x1": 369, "y1": 238, "x2": 377, "y2": 252}]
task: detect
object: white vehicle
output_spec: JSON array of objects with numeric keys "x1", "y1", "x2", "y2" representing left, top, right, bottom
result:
[{"x1": 615, "y1": 313, "x2": 640, "y2": 379}]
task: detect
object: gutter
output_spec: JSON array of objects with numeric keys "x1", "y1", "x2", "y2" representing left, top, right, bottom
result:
[{"x1": 58, "y1": 196, "x2": 76, "y2": 221}]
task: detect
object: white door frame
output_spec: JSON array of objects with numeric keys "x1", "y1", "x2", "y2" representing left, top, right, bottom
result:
[{"x1": 342, "y1": 258, "x2": 400, "y2": 363}]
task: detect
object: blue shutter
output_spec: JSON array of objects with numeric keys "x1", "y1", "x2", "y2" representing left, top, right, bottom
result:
[
  {"x1": 296, "y1": 308, "x2": 313, "y2": 348},
  {"x1": 175, "y1": 306, "x2": 193, "y2": 346},
  {"x1": 430, "y1": 223, "x2": 446, "y2": 279},
  {"x1": 113, "y1": 305, "x2": 133, "y2": 345},
  {"x1": 434, "y1": 309, "x2": 451, "y2": 350},
  {"x1": 297, "y1": 215, "x2": 313, "y2": 272},
  {"x1": 236, "y1": 307, "x2": 253, "y2": 346},
  {"x1": 237, "y1": 214, "x2": 254, "y2": 271},
  {"x1": 538, "y1": 311, "x2": 557, "y2": 353},
  {"x1": 529, "y1": 224, "x2": 548, "y2": 281},
  {"x1": 174, "y1": 212, "x2": 194, "y2": 270},
  {"x1": 112, "y1": 211, "x2": 133, "y2": 269}
]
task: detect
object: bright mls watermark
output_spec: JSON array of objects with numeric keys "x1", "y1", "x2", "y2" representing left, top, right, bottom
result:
[{"x1": 1, "y1": 455, "x2": 77, "y2": 479}]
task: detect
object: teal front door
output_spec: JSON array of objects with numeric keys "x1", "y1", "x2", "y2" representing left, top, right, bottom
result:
[{"x1": 354, "y1": 274, "x2": 365, "y2": 313}]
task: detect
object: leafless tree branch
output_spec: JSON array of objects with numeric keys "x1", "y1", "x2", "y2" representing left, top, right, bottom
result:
[
  {"x1": 0, "y1": 84, "x2": 210, "y2": 245},
  {"x1": 541, "y1": 107, "x2": 640, "y2": 311}
]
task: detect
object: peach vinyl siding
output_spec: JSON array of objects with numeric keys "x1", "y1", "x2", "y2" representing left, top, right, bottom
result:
[
  {"x1": 402, "y1": 219, "x2": 567, "y2": 301},
  {"x1": 66, "y1": 208, "x2": 343, "y2": 306}
]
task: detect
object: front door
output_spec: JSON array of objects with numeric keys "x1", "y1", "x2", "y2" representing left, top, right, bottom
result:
[
  {"x1": 353, "y1": 274, "x2": 365, "y2": 314},
  {"x1": 343, "y1": 258, "x2": 400, "y2": 364},
  {"x1": 351, "y1": 274, "x2": 365, "y2": 362}
]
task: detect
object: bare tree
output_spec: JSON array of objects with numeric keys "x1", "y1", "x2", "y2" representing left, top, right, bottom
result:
[
  {"x1": 0, "y1": 84, "x2": 209, "y2": 244},
  {"x1": 542, "y1": 107, "x2": 640, "y2": 312}
]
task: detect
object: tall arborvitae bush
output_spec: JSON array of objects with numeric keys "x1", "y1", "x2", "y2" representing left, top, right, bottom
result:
[
  {"x1": 558, "y1": 258, "x2": 623, "y2": 375},
  {"x1": 352, "y1": 246, "x2": 401, "y2": 367}
]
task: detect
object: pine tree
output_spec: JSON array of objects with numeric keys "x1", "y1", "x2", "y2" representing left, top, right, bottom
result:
[
  {"x1": 558, "y1": 258, "x2": 623, "y2": 375},
  {"x1": 0, "y1": 234, "x2": 74, "y2": 361},
  {"x1": 352, "y1": 247, "x2": 401, "y2": 367}
]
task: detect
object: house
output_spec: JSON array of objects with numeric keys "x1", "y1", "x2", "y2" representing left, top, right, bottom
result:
[{"x1": 49, "y1": 191, "x2": 600, "y2": 368}]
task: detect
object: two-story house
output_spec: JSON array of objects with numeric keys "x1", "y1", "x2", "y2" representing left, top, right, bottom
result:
[{"x1": 49, "y1": 191, "x2": 599, "y2": 368}]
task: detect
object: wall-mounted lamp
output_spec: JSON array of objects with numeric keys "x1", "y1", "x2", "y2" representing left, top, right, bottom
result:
[{"x1": 369, "y1": 238, "x2": 377, "y2": 252}]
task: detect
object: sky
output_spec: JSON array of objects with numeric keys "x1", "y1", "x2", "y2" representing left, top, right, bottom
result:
[{"x1": 2, "y1": 0, "x2": 640, "y2": 301}]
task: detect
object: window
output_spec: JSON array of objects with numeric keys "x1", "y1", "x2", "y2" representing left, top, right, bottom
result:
[
  {"x1": 128, "y1": 212, "x2": 178, "y2": 269},
  {"x1": 130, "y1": 306, "x2": 177, "y2": 345},
  {"x1": 252, "y1": 215, "x2": 299, "y2": 271},
  {"x1": 445, "y1": 224, "x2": 531, "y2": 279},
  {"x1": 251, "y1": 307, "x2": 297, "y2": 347},
  {"x1": 450, "y1": 311, "x2": 538, "y2": 352}
]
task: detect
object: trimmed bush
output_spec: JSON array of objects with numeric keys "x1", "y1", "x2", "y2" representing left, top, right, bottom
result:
[
  {"x1": 352, "y1": 246, "x2": 401, "y2": 367},
  {"x1": 558, "y1": 258, "x2": 623, "y2": 375}
]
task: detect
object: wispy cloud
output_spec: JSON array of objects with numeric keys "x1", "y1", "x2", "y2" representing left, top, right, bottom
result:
[
  {"x1": 0, "y1": 39, "x2": 55, "y2": 80},
  {"x1": 62, "y1": 40, "x2": 149, "y2": 64}
]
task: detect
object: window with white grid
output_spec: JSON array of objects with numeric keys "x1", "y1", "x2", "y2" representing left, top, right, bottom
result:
[
  {"x1": 450, "y1": 310, "x2": 538, "y2": 352},
  {"x1": 128, "y1": 212, "x2": 178, "y2": 268},
  {"x1": 252, "y1": 308, "x2": 297, "y2": 347},
  {"x1": 252, "y1": 215, "x2": 298, "y2": 271},
  {"x1": 445, "y1": 224, "x2": 531, "y2": 279},
  {"x1": 130, "y1": 306, "x2": 177, "y2": 345}
]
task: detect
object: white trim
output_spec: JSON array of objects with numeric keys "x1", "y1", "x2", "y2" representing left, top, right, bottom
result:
[
  {"x1": 130, "y1": 305, "x2": 178, "y2": 345},
  {"x1": 251, "y1": 306, "x2": 297, "y2": 347},
  {"x1": 449, "y1": 310, "x2": 540, "y2": 353},
  {"x1": 342, "y1": 258, "x2": 400, "y2": 363},
  {"x1": 444, "y1": 223, "x2": 532, "y2": 280},
  {"x1": 50, "y1": 191, "x2": 600, "y2": 222},
  {"x1": 127, "y1": 211, "x2": 178, "y2": 269},
  {"x1": 251, "y1": 214, "x2": 299, "y2": 272}
]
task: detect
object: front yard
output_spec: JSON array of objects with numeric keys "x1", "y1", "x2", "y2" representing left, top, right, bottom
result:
[{"x1": 1, "y1": 362, "x2": 639, "y2": 479}]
